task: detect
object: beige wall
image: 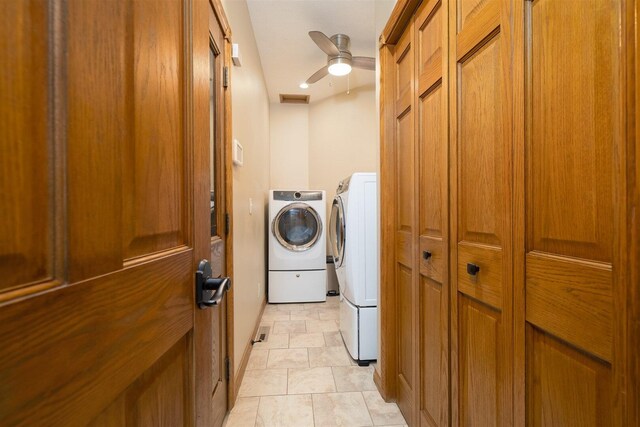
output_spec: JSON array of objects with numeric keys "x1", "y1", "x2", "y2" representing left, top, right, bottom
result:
[
  {"x1": 221, "y1": 0, "x2": 271, "y2": 375},
  {"x1": 308, "y1": 84, "x2": 378, "y2": 236},
  {"x1": 270, "y1": 103, "x2": 309, "y2": 190}
]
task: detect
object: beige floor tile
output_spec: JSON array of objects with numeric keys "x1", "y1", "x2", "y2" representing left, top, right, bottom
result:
[
  {"x1": 275, "y1": 303, "x2": 307, "y2": 312},
  {"x1": 312, "y1": 392, "x2": 373, "y2": 426},
  {"x1": 261, "y1": 311, "x2": 291, "y2": 321},
  {"x1": 303, "y1": 302, "x2": 327, "y2": 310},
  {"x1": 266, "y1": 348, "x2": 309, "y2": 368},
  {"x1": 238, "y1": 369, "x2": 288, "y2": 397},
  {"x1": 318, "y1": 309, "x2": 339, "y2": 320},
  {"x1": 252, "y1": 333, "x2": 289, "y2": 350},
  {"x1": 224, "y1": 397, "x2": 259, "y2": 427},
  {"x1": 308, "y1": 346, "x2": 352, "y2": 367},
  {"x1": 290, "y1": 310, "x2": 320, "y2": 321},
  {"x1": 272, "y1": 320, "x2": 306, "y2": 334},
  {"x1": 288, "y1": 367, "x2": 336, "y2": 394},
  {"x1": 247, "y1": 349, "x2": 269, "y2": 370},
  {"x1": 362, "y1": 391, "x2": 406, "y2": 426},
  {"x1": 256, "y1": 394, "x2": 314, "y2": 427},
  {"x1": 289, "y1": 332, "x2": 325, "y2": 348},
  {"x1": 332, "y1": 366, "x2": 377, "y2": 392},
  {"x1": 306, "y1": 319, "x2": 339, "y2": 333},
  {"x1": 324, "y1": 331, "x2": 344, "y2": 347}
]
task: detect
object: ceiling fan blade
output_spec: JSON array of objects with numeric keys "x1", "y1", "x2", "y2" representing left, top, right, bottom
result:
[
  {"x1": 306, "y1": 66, "x2": 329, "y2": 84},
  {"x1": 352, "y1": 56, "x2": 376, "y2": 71},
  {"x1": 309, "y1": 31, "x2": 340, "y2": 56}
]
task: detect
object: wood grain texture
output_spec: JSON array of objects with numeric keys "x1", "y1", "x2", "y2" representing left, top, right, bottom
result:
[
  {"x1": 526, "y1": 327, "x2": 612, "y2": 427},
  {"x1": 526, "y1": 252, "x2": 613, "y2": 362},
  {"x1": 0, "y1": 251, "x2": 193, "y2": 426},
  {"x1": 0, "y1": 0, "x2": 51, "y2": 291},
  {"x1": 523, "y1": 0, "x2": 620, "y2": 424},
  {"x1": 456, "y1": 242, "x2": 503, "y2": 310},
  {"x1": 416, "y1": 1, "x2": 450, "y2": 424},
  {"x1": 451, "y1": 0, "x2": 514, "y2": 423},
  {"x1": 381, "y1": 0, "x2": 422, "y2": 45},
  {"x1": 378, "y1": 43, "x2": 398, "y2": 402},
  {"x1": 394, "y1": 21, "x2": 418, "y2": 426},
  {"x1": 122, "y1": 0, "x2": 187, "y2": 260},
  {"x1": 527, "y1": 0, "x2": 616, "y2": 263}
]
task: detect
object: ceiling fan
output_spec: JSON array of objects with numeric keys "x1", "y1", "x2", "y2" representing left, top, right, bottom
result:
[{"x1": 305, "y1": 31, "x2": 375, "y2": 84}]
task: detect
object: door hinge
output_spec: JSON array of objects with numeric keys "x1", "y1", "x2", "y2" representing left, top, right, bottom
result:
[
  {"x1": 225, "y1": 357, "x2": 230, "y2": 381},
  {"x1": 223, "y1": 66, "x2": 229, "y2": 88},
  {"x1": 225, "y1": 213, "x2": 230, "y2": 235}
]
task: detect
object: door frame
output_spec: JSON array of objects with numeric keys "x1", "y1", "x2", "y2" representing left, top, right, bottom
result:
[{"x1": 194, "y1": 0, "x2": 236, "y2": 421}]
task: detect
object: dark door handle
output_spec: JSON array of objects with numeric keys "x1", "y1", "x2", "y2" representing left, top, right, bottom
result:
[
  {"x1": 422, "y1": 251, "x2": 432, "y2": 260},
  {"x1": 466, "y1": 263, "x2": 480, "y2": 276},
  {"x1": 196, "y1": 259, "x2": 231, "y2": 309}
]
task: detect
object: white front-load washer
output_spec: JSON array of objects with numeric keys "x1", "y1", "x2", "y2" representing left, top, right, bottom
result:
[
  {"x1": 268, "y1": 190, "x2": 326, "y2": 303},
  {"x1": 329, "y1": 173, "x2": 378, "y2": 364}
]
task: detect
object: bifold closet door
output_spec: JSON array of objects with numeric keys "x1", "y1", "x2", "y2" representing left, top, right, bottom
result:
[
  {"x1": 521, "y1": 0, "x2": 623, "y2": 424},
  {"x1": 393, "y1": 20, "x2": 418, "y2": 426},
  {"x1": 414, "y1": 0, "x2": 449, "y2": 426},
  {"x1": 449, "y1": 0, "x2": 514, "y2": 424}
]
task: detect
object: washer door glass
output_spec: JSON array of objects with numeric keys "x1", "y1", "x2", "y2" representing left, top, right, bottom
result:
[
  {"x1": 274, "y1": 203, "x2": 322, "y2": 251},
  {"x1": 329, "y1": 197, "x2": 345, "y2": 267}
]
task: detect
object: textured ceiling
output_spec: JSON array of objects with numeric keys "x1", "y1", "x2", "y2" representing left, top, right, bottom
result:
[{"x1": 246, "y1": 0, "x2": 378, "y2": 103}]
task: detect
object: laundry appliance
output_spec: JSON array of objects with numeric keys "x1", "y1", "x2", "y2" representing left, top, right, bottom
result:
[
  {"x1": 329, "y1": 173, "x2": 378, "y2": 364},
  {"x1": 268, "y1": 190, "x2": 326, "y2": 303}
]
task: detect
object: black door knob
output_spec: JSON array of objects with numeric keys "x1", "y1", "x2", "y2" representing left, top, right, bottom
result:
[
  {"x1": 422, "y1": 251, "x2": 432, "y2": 260},
  {"x1": 196, "y1": 260, "x2": 231, "y2": 309},
  {"x1": 466, "y1": 263, "x2": 480, "y2": 276}
]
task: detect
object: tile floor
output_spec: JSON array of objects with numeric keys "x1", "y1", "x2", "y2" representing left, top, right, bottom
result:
[{"x1": 224, "y1": 296, "x2": 407, "y2": 427}]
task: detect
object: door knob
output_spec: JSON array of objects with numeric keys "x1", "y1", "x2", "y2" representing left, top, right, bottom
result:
[
  {"x1": 422, "y1": 251, "x2": 432, "y2": 260},
  {"x1": 466, "y1": 263, "x2": 480, "y2": 276},
  {"x1": 196, "y1": 260, "x2": 231, "y2": 309}
]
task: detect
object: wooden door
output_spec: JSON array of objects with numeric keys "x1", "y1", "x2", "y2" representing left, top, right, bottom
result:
[
  {"x1": 414, "y1": 0, "x2": 449, "y2": 426},
  {"x1": 517, "y1": 0, "x2": 624, "y2": 424},
  {"x1": 393, "y1": 19, "x2": 418, "y2": 426},
  {"x1": 0, "y1": 0, "x2": 228, "y2": 425},
  {"x1": 449, "y1": 0, "x2": 514, "y2": 424}
]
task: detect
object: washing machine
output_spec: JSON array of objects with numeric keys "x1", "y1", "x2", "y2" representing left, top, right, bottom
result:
[
  {"x1": 268, "y1": 190, "x2": 327, "y2": 303},
  {"x1": 329, "y1": 173, "x2": 378, "y2": 363}
]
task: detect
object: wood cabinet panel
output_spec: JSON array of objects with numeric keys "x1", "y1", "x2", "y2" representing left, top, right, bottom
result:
[
  {"x1": 0, "y1": 0, "x2": 51, "y2": 291},
  {"x1": 458, "y1": 35, "x2": 504, "y2": 247},
  {"x1": 459, "y1": 296, "x2": 502, "y2": 426},
  {"x1": 398, "y1": 263, "x2": 417, "y2": 421},
  {"x1": 527, "y1": 0, "x2": 616, "y2": 263},
  {"x1": 526, "y1": 327, "x2": 612, "y2": 427},
  {"x1": 523, "y1": 1, "x2": 620, "y2": 423},
  {"x1": 526, "y1": 252, "x2": 613, "y2": 362},
  {"x1": 397, "y1": 110, "x2": 415, "y2": 233},
  {"x1": 123, "y1": 0, "x2": 187, "y2": 260},
  {"x1": 419, "y1": 85, "x2": 445, "y2": 239},
  {"x1": 457, "y1": 242, "x2": 503, "y2": 310},
  {"x1": 67, "y1": 0, "x2": 127, "y2": 281},
  {"x1": 420, "y1": 276, "x2": 447, "y2": 427}
]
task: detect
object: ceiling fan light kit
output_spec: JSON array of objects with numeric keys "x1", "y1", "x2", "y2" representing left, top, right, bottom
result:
[
  {"x1": 328, "y1": 56, "x2": 352, "y2": 76},
  {"x1": 305, "y1": 31, "x2": 375, "y2": 84}
]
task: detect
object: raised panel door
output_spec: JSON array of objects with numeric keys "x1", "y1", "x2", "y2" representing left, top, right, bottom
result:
[
  {"x1": 450, "y1": 0, "x2": 513, "y2": 424},
  {"x1": 394, "y1": 21, "x2": 417, "y2": 426},
  {"x1": 415, "y1": 0, "x2": 449, "y2": 426},
  {"x1": 523, "y1": 0, "x2": 621, "y2": 424},
  {"x1": 0, "y1": 1, "x2": 227, "y2": 425}
]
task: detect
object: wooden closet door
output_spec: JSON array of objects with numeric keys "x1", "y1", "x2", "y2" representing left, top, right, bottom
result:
[
  {"x1": 393, "y1": 20, "x2": 418, "y2": 426},
  {"x1": 521, "y1": 0, "x2": 623, "y2": 424},
  {"x1": 449, "y1": 0, "x2": 514, "y2": 424},
  {"x1": 415, "y1": 0, "x2": 449, "y2": 426}
]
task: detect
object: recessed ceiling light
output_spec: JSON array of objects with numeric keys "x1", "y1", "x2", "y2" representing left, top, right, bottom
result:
[{"x1": 299, "y1": 82, "x2": 309, "y2": 89}]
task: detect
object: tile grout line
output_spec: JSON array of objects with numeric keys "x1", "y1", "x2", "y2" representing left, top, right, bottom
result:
[{"x1": 360, "y1": 391, "x2": 376, "y2": 427}]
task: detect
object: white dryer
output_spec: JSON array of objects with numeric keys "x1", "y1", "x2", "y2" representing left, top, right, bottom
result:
[
  {"x1": 268, "y1": 190, "x2": 326, "y2": 303},
  {"x1": 329, "y1": 173, "x2": 378, "y2": 364}
]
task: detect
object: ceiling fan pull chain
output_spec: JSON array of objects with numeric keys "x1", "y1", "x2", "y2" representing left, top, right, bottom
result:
[{"x1": 347, "y1": 73, "x2": 350, "y2": 95}]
